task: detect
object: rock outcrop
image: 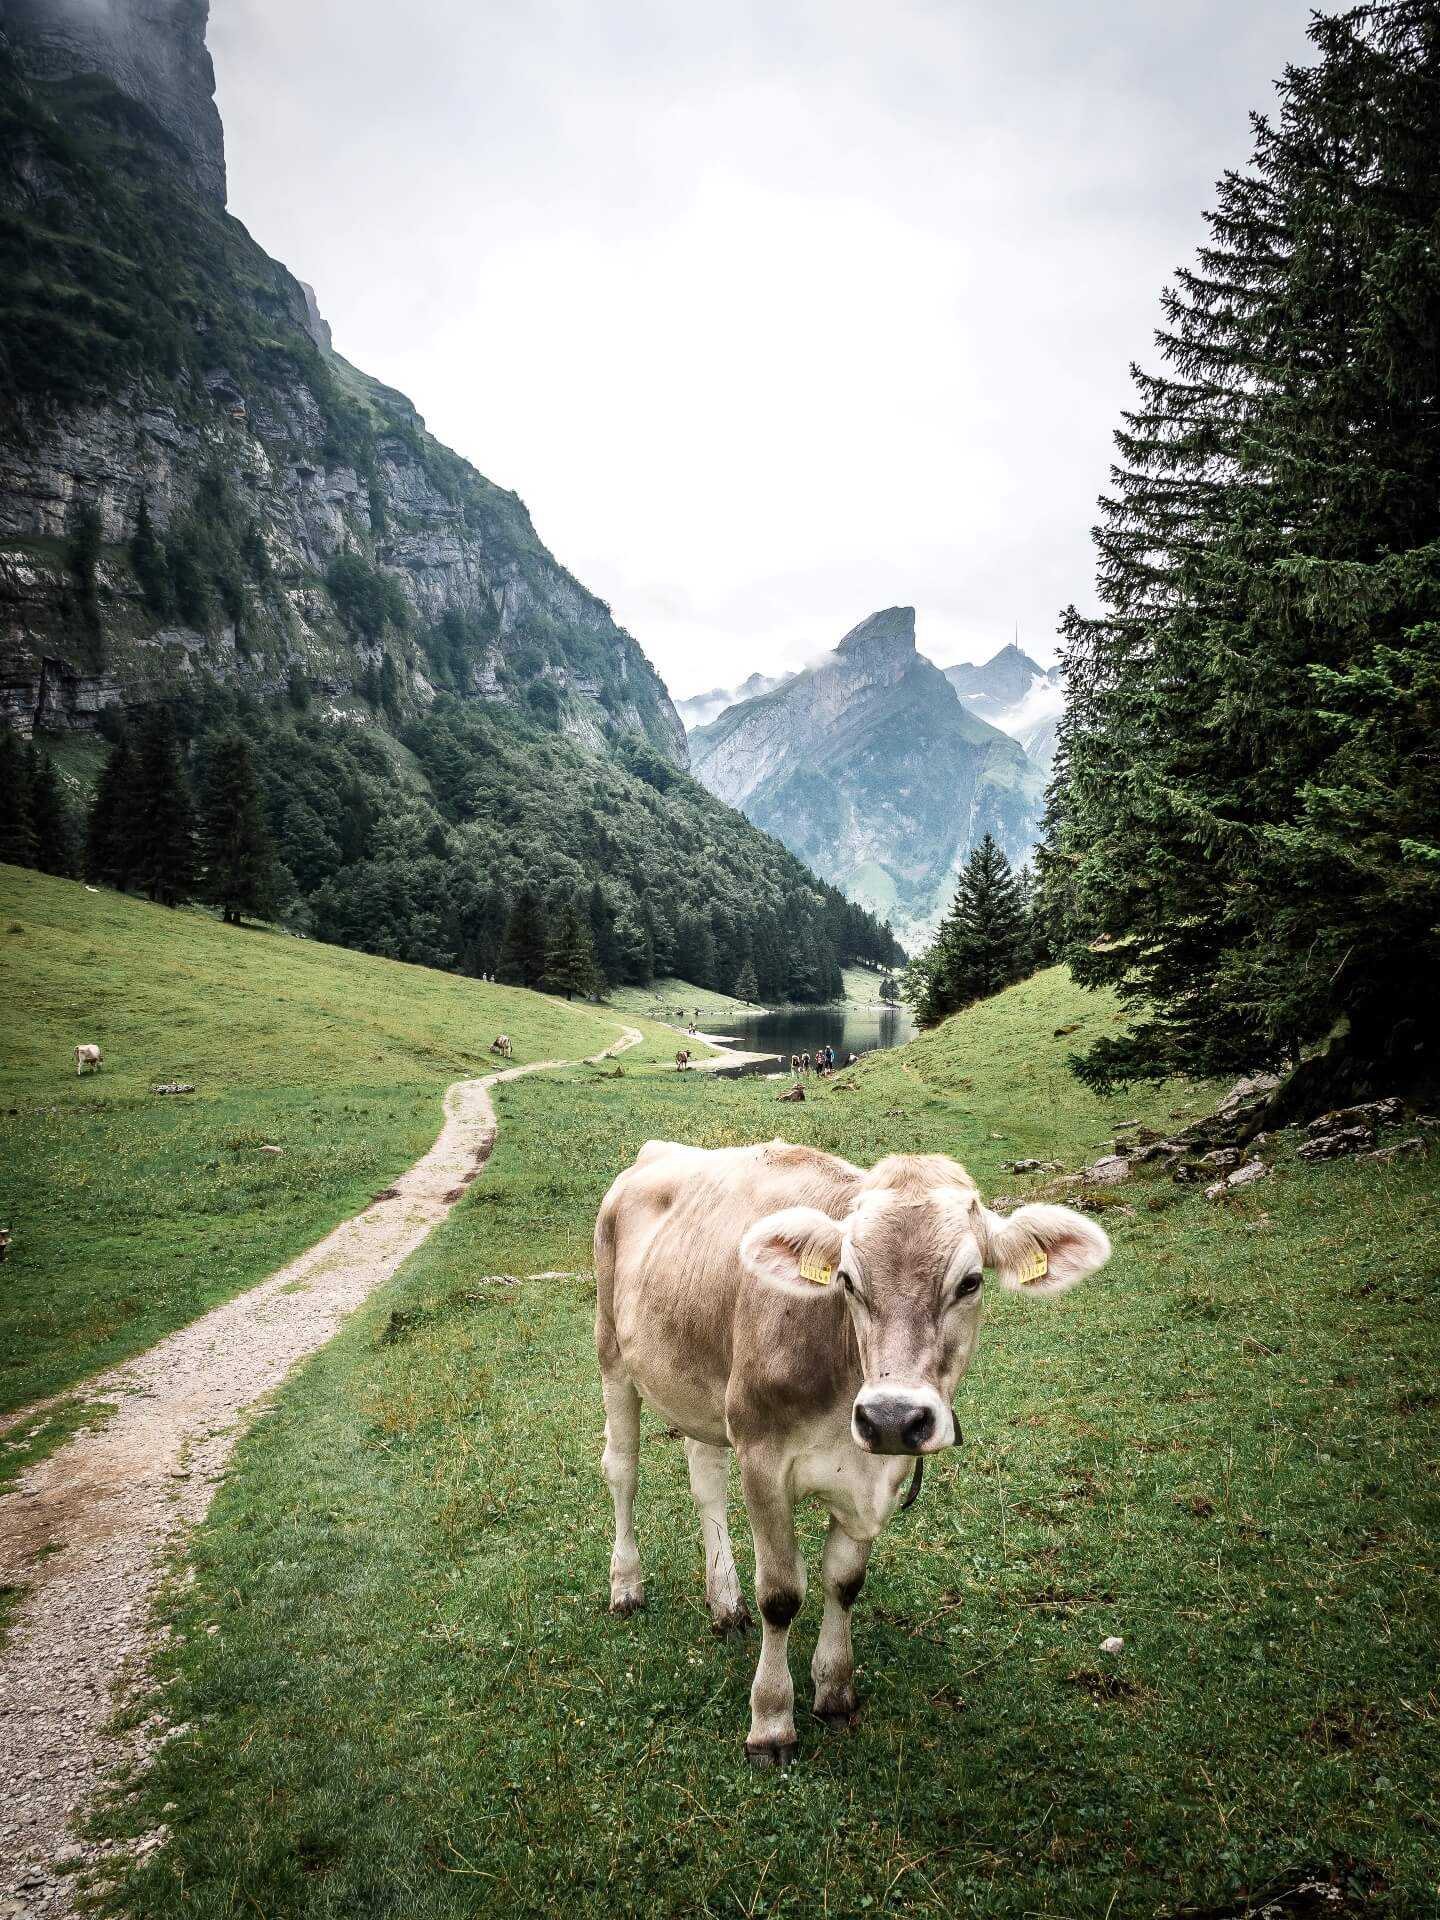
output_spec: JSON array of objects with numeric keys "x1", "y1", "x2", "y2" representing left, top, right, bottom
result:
[{"x1": 688, "y1": 608, "x2": 1045, "y2": 946}]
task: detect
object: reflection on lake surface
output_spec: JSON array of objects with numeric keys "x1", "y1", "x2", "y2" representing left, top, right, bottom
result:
[{"x1": 710, "y1": 1003, "x2": 916, "y2": 1064}]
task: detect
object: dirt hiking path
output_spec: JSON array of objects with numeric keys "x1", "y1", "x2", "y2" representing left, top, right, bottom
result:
[{"x1": 0, "y1": 1029, "x2": 640, "y2": 1918}]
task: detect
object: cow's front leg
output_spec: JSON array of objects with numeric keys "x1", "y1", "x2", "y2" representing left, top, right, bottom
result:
[
  {"x1": 739, "y1": 1452, "x2": 804, "y2": 1765},
  {"x1": 685, "y1": 1439, "x2": 750, "y2": 1636},
  {"x1": 601, "y1": 1374, "x2": 644, "y2": 1613},
  {"x1": 811, "y1": 1516, "x2": 872, "y2": 1729}
]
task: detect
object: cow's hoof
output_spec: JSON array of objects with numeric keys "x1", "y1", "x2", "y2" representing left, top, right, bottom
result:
[
  {"x1": 813, "y1": 1686, "x2": 858, "y2": 1729},
  {"x1": 745, "y1": 1739, "x2": 799, "y2": 1769},
  {"x1": 710, "y1": 1603, "x2": 753, "y2": 1639},
  {"x1": 609, "y1": 1593, "x2": 645, "y2": 1617}
]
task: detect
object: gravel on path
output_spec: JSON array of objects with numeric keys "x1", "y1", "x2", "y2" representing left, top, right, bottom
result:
[{"x1": 0, "y1": 1030, "x2": 640, "y2": 1917}]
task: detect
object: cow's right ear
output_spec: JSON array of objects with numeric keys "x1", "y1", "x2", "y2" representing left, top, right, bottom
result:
[{"x1": 740, "y1": 1207, "x2": 847, "y2": 1299}]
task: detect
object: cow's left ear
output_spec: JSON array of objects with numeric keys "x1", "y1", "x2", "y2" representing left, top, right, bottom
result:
[
  {"x1": 740, "y1": 1207, "x2": 847, "y2": 1299},
  {"x1": 973, "y1": 1201, "x2": 1111, "y2": 1297}
]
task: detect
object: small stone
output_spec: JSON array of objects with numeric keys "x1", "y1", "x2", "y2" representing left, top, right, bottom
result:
[
  {"x1": 1227, "y1": 1159, "x2": 1271, "y2": 1188},
  {"x1": 1100, "y1": 1635, "x2": 1124, "y2": 1654},
  {"x1": 1200, "y1": 1147, "x2": 1242, "y2": 1168},
  {"x1": 258, "y1": 1144, "x2": 283, "y2": 1155},
  {"x1": 1084, "y1": 1154, "x2": 1131, "y2": 1186}
]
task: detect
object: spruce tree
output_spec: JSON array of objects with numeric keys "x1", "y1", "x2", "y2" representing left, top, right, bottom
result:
[
  {"x1": 587, "y1": 881, "x2": 620, "y2": 987},
  {"x1": 87, "y1": 735, "x2": 136, "y2": 887},
  {"x1": 129, "y1": 705, "x2": 195, "y2": 905},
  {"x1": 498, "y1": 886, "x2": 548, "y2": 988},
  {"x1": 612, "y1": 902, "x2": 654, "y2": 985},
  {"x1": 545, "y1": 896, "x2": 599, "y2": 999},
  {"x1": 0, "y1": 724, "x2": 35, "y2": 868},
  {"x1": 26, "y1": 744, "x2": 75, "y2": 876},
  {"x1": 130, "y1": 495, "x2": 171, "y2": 615},
  {"x1": 1046, "y1": 1, "x2": 1440, "y2": 1103},
  {"x1": 734, "y1": 957, "x2": 759, "y2": 1002},
  {"x1": 907, "y1": 836, "x2": 1028, "y2": 1025},
  {"x1": 198, "y1": 732, "x2": 276, "y2": 924}
]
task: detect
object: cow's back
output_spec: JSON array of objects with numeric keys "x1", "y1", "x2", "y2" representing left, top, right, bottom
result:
[{"x1": 595, "y1": 1140, "x2": 860, "y2": 1444}]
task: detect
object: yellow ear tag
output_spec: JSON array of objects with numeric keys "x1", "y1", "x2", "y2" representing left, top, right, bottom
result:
[
  {"x1": 1018, "y1": 1245, "x2": 1049, "y2": 1286},
  {"x1": 798, "y1": 1256, "x2": 834, "y2": 1287}
]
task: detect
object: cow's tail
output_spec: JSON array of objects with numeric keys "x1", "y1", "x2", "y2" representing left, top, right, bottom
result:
[{"x1": 594, "y1": 1179, "x2": 623, "y2": 1373}]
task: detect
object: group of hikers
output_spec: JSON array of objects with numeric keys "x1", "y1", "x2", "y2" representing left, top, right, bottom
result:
[{"x1": 789, "y1": 1044, "x2": 846, "y2": 1077}]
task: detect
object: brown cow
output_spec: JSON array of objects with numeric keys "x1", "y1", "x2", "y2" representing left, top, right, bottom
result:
[
  {"x1": 675, "y1": 1049, "x2": 692, "y2": 1070},
  {"x1": 490, "y1": 1035, "x2": 514, "y2": 1059},
  {"x1": 594, "y1": 1140, "x2": 1110, "y2": 1763}
]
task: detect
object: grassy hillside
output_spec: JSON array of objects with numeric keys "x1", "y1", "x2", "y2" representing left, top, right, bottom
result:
[
  {"x1": 0, "y1": 865, "x2": 640, "y2": 1425},
  {"x1": 87, "y1": 967, "x2": 1440, "y2": 1917}
]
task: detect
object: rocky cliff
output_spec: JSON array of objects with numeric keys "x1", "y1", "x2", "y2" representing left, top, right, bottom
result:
[
  {"x1": 0, "y1": 0, "x2": 224, "y2": 201},
  {"x1": 688, "y1": 608, "x2": 1045, "y2": 945},
  {"x1": 0, "y1": 3, "x2": 686, "y2": 764}
]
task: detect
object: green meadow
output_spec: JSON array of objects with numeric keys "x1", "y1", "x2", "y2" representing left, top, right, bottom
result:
[
  {"x1": 65, "y1": 962, "x2": 1438, "y2": 1919},
  {"x1": 0, "y1": 865, "x2": 655, "y2": 1434}
]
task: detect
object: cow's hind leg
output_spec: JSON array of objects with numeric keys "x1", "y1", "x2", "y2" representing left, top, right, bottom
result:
[
  {"x1": 811, "y1": 1517, "x2": 872, "y2": 1730},
  {"x1": 602, "y1": 1373, "x2": 644, "y2": 1614},
  {"x1": 685, "y1": 1439, "x2": 750, "y2": 1636},
  {"x1": 739, "y1": 1452, "x2": 805, "y2": 1765}
]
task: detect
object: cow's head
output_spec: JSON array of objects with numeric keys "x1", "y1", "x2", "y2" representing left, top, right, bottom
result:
[{"x1": 739, "y1": 1155, "x2": 1110, "y2": 1456}]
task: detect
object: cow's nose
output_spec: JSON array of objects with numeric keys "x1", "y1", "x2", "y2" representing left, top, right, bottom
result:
[{"x1": 852, "y1": 1391, "x2": 937, "y2": 1455}]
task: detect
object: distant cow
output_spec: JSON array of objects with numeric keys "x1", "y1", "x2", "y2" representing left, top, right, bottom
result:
[
  {"x1": 675, "y1": 1049, "x2": 692, "y2": 1070},
  {"x1": 595, "y1": 1141, "x2": 1110, "y2": 1763},
  {"x1": 75, "y1": 1044, "x2": 102, "y2": 1075},
  {"x1": 490, "y1": 1035, "x2": 513, "y2": 1059}
]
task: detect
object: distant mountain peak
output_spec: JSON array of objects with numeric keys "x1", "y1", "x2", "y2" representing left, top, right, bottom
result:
[
  {"x1": 987, "y1": 640, "x2": 1047, "y2": 676},
  {"x1": 688, "y1": 606, "x2": 1045, "y2": 947},
  {"x1": 835, "y1": 606, "x2": 917, "y2": 658}
]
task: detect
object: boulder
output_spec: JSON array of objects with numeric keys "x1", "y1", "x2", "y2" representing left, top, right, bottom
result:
[
  {"x1": 1205, "y1": 1159, "x2": 1270, "y2": 1200},
  {"x1": 1296, "y1": 1126, "x2": 1374, "y2": 1161},
  {"x1": 1200, "y1": 1147, "x2": 1243, "y2": 1169},
  {"x1": 1305, "y1": 1099, "x2": 1403, "y2": 1136},
  {"x1": 1363, "y1": 1136, "x2": 1427, "y2": 1165},
  {"x1": 1228, "y1": 1159, "x2": 1271, "y2": 1188}
]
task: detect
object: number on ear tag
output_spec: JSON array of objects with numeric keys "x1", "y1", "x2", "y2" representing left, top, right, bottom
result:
[
  {"x1": 1018, "y1": 1244, "x2": 1049, "y2": 1286},
  {"x1": 799, "y1": 1256, "x2": 834, "y2": 1287}
]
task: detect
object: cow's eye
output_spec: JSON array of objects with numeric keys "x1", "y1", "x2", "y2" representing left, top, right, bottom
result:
[{"x1": 954, "y1": 1271, "x2": 983, "y2": 1300}]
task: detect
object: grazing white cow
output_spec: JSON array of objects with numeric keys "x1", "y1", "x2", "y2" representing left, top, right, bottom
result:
[
  {"x1": 74, "y1": 1044, "x2": 102, "y2": 1075},
  {"x1": 595, "y1": 1140, "x2": 1110, "y2": 1764},
  {"x1": 490, "y1": 1035, "x2": 513, "y2": 1059}
]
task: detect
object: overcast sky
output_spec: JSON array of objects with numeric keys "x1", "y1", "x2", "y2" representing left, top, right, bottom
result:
[{"x1": 211, "y1": 0, "x2": 1318, "y2": 696}]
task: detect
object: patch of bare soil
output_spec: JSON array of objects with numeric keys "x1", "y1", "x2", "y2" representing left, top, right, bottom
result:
[{"x1": 0, "y1": 1030, "x2": 639, "y2": 1916}]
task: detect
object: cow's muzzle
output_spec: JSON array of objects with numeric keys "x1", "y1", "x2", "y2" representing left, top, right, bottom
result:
[{"x1": 851, "y1": 1385, "x2": 955, "y2": 1456}]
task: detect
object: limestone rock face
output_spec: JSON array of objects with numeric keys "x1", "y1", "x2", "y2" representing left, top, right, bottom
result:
[
  {"x1": 688, "y1": 608, "x2": 1045, "y2": 946},
  {"x1": 2, "y1": 0, "x2": 227, "y2": 202}
]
